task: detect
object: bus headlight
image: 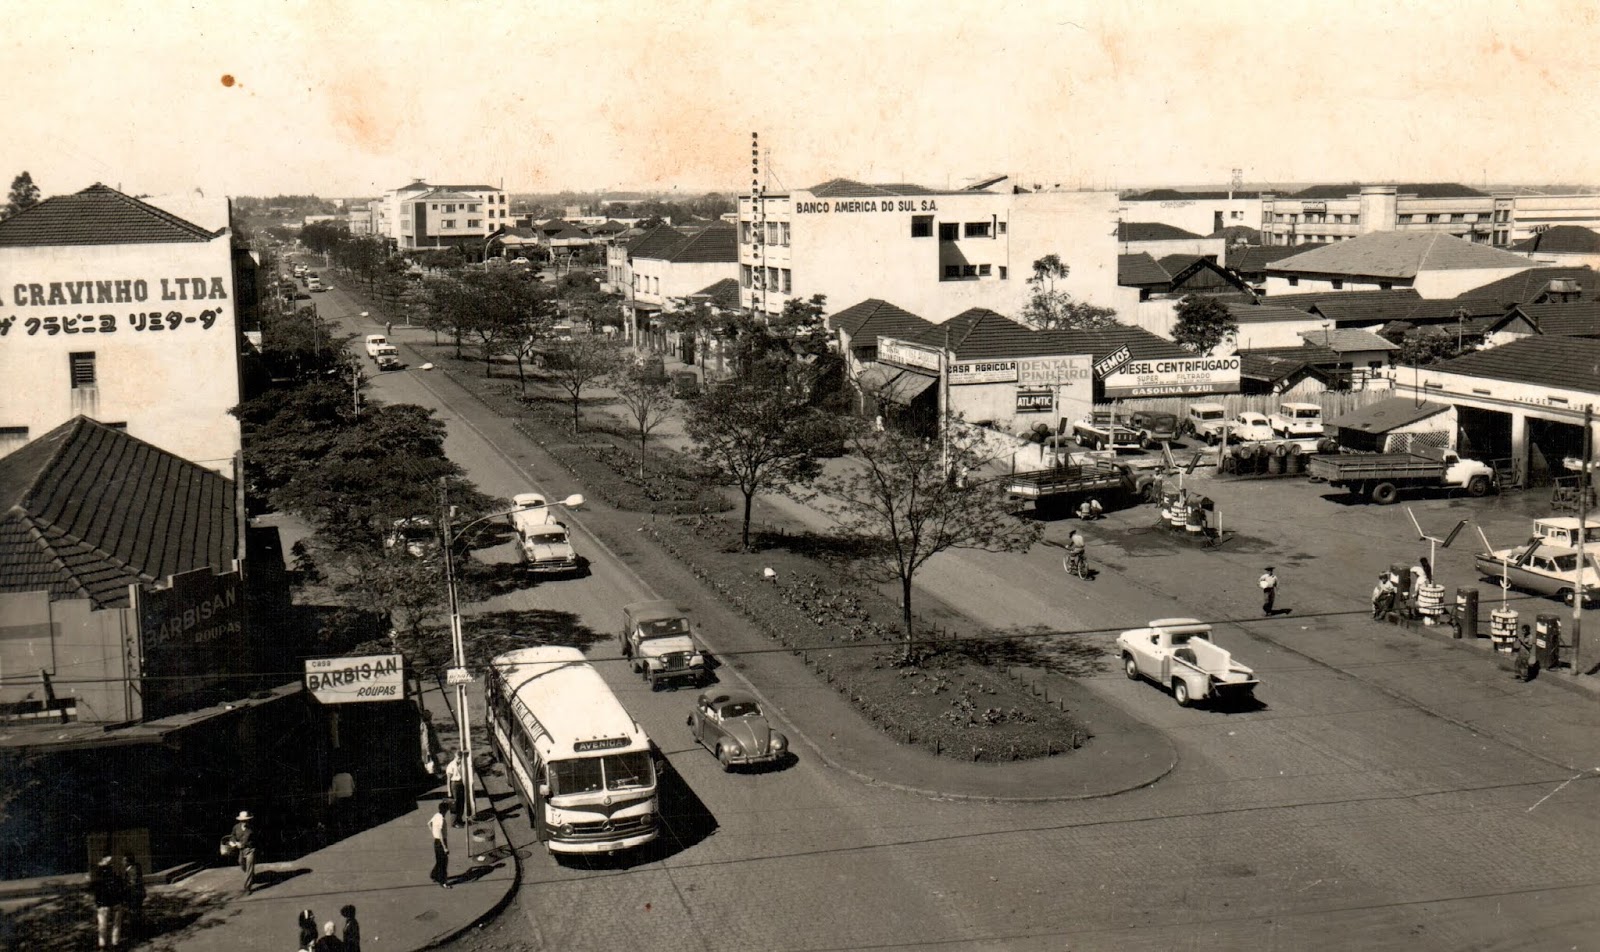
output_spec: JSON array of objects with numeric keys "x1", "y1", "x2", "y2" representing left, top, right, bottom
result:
[{"x1": 559, "y1": 823, "x2": 574, "y2": 837}]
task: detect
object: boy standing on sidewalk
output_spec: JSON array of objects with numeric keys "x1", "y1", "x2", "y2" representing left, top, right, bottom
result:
[{"x1": 429, "y1": 802, "x2": 452, "y2": 888}]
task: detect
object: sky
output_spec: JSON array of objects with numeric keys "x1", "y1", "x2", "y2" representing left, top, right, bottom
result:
[{"x1": 5, "y1": 0, "x2": 1600, "y2": 201}]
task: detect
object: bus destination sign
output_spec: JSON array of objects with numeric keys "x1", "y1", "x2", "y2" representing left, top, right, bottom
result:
[{"x1": 573, "y1": 737, "x2": 632, "y2": 752}]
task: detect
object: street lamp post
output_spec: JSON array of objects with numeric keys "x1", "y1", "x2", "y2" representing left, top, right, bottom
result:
[{"x1": 437, "y1": 485, "x2": 585, "y2": 822}]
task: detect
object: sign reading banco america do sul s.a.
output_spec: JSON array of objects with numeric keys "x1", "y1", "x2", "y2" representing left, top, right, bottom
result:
[
  {"x1": 1102, "y1": 357, "x2": 1241, "y2": 398},
  {"x1": 305, "y1": 654, "x2": 405, "y2": 704}
]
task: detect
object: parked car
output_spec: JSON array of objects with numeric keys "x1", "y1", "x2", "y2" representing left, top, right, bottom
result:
[
  {"x1": 384, "y1": 516, "x2": 437, "y2": 559},
  {"x1": 1117, "y1": 618, "x2": 1259, "y2": 707},
  {"x1": 1231, "y1": 412, "x2": 1275, "y2": 443},
  {"x1": 1475, "y1": 541, "x2": 1599, "y2": 607},
  {"x1": 686, "y1": 690, "x2": 788, "y2": 770},
  {"x1": 1128, "y1": 410, "x2": 1179, "y2": 449},
  {"x1": 620, "y1": 600, "x2": 707, "y2": 689},
  {"x1": 1184, "y1": 402, "x2": 1230, "y2": 444},
  {"x1": 1268, "y1": 402, "x2": 1324, "y2": 439}
]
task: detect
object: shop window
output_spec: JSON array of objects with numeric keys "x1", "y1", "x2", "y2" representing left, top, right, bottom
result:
[
  {"x1": 69, "y1": 352, "x2": 96, "y2": 389},
  {"x1": 938, "y1": 222, "x2": 959, "y2": 241},
  {"x1": 911, "y1": 215, "x2": 933, "y2": 238},
  {"x1": 964, "y1": 221, "x2": 991, "y2": 238}
]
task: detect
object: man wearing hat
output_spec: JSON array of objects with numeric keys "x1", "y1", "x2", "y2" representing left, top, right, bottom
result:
[
  {"x1": 230, "y1": 810, "x2": 257, "y2": 895},
  {"x1": 1259, "y1": 567, "x2": 1278, "y2": 616}
]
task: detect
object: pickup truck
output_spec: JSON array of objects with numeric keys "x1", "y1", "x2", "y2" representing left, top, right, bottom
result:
[
  {"x1": 1184, "y1": 402, "x2": 1230, "y2": 445},
  {"x1": 364, "y1": 334, "x2": 389, "y2": 358},
  {"x1": 1071, "y1": 411, "x2": 1142, "y2": 452},
  {"x1": 1268, "y1": 402, "x2": 1325, "y2": 439},
  {"x1": 1117, "y1": 618, "x2": 1259, "y2": 707},
  {"x1": 1005, "y1": 456, "x2": 1162, "y2": 511},
  {"x1": 372, "y1": 345, "x2": 402, "y2": 371},
  {"x1": 1127, "y1": 410, "x2": 1179, "y2": 449},
  {"x1": 620, "y1": 599, "x2": 708, "y2": 689},
  {"x1": 1305, "y1": 446, "x2": 1495, "y2": 504}
]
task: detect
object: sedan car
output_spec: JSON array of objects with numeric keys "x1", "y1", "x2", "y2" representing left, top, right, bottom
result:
[
  {"x1": 1231, "y1": 412, "x2": 1275, "y2": 443},
  {"x1": 1475, "y1": 542, "x2": 1599, "y2": 607},
  {"x1": 686, "y1": 690, "x2": 787, "y2": 771}
]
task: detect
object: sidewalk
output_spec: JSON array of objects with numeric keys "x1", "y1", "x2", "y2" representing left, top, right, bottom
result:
[{"x1": 0, "y1": 676, "x2": 520, "y2": 952}]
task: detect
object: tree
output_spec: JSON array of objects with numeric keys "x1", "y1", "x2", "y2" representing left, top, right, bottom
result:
[
  {"x1": 1390, "y1": 326, "x2": 1465, "y2": 366},
  {"x1": 5, "y1": 172, "x2": 39, "y2": 218},
  {"x1": 1019, "y1": 255, "x2": 1119, "y2": 331},
  {"x1": 685, "y1": 357, "x2": 846, "y2": 549},
  {"x1": 606, "y1": 366, "x2": 676, "y2": 478},
  {"x1": 316, "y1": 543, "x2": 449, "y2": 643},
  {"x1": 544, "y1": 335, "x2": 623, "y2": 432},
  {"x1": 232, "y1": 380, "x2": 355, "y2": 502},
  {"x1": 1171, "y1": 294, "x2": 1237, "y2": 354},
  {"x1": 816, "y1": 424, "x2": 1043, "y2": 662},
  {"x1": 769, "y1": 294, "x2": 831, "y2": 355}
]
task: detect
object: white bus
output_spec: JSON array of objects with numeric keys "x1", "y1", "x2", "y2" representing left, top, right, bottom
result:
[{"x1": 484, "y1": 646, "x2": 659, "y2": 854}]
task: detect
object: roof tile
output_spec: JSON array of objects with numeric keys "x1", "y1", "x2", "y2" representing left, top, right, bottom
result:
[
  {"x1": 0, "y1": 184, "x2": 217, "y2": 247},
  {"x1": 1432, "y1": 336, "x2": 1600, "y2": 393}
]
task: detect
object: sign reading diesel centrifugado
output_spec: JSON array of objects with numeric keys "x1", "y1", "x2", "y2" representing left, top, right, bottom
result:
[
  {"x1": 305, "y1": 654, "x2": 405, "y2": 704},
  {"x1": 1103, "y1": 357, "x2": 1241, "y2": 398}
]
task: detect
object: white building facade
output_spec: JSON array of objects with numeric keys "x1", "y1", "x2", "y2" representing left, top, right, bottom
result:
[
  {"x1": 0, "y1": 185, "x2": 243, "y2": 474},
  {"x1": 736, "y1": 178, "x2": 1121, "y2": 323},
  {"x1": 373, "y1": 180, "x2": 510, "y2": 249}
]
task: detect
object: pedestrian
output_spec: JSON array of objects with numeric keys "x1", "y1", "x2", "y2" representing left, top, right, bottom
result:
[
  {"x1": 1371, "y1": 573, "x2": 1396, "y2": 620},
  {"x1": 298, "y1": 909, "x2": 319, "y2": 951},
  {"x1": 384, "y1": 320, "x2": 392, "y2": 338},
  {"x1": 339, "y1": 904, "x2": 361, "y2": 952},
  {"x1": 312, "y1": 920, "x2": 345, "y2": 952},
  {"x1": 429, "y1": 801, "x2": 452, "y2": 888},
  {"x1": 445, "y1": 749, "x2": 466, "y2": 827},
  {"x1": 88, "y1": 854, "x2": 124, "y2": 950},
  {"x1": 1521, "y1": 624, "x2": 1541, "y2": 681},
  {"x1": 1259, "y1": 566, "x2": 1278, "y2": 616},
  {"x1": 231, "y1": 809, "x2": 258, "y2": 895},
  {"x1": 122, "y1": 854, "x2": 144, "y2": 943}
]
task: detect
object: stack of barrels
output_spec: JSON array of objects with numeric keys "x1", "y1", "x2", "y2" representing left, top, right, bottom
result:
[{"x1": 1489, "y1": 607, "x2": 1519, "y2": 652}]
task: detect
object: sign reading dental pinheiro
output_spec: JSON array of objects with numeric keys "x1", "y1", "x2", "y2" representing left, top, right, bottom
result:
[
  {"x1": 1103, "y1": 356, "x2": 1241, "y2": 397},
  {"x1": 305, "y1": 654, "x2": 405, "y2": 704}
]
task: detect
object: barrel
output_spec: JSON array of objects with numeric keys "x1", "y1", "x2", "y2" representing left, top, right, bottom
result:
[
  {"x1": 1489, "y1": 608, "x2": 1518, "y2": 653},
  {"x1": 1454, "y1": 588, "x2": 1478, "y2": 640},
  {"x1": 1416, "y1": 582, "x2": 1446, "y2": 624},
  {"x1": 1185, "y1": 507, "x2": 1205, "y2": 534},
  {"x1": 1286, "y1": 452, "x2": 1304, "y2": 475},
  {"x1": 1167, "y1": 503, "x2": 1187, "y2": 528},
  {"x1": 1267, "y1": 453, "x2": 1284, "y2": 475}
]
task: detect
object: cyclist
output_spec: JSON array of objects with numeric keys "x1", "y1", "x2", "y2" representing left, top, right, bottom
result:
[{"x1": 1065, "y1": 529, "x2": 1088, "y2": 577}]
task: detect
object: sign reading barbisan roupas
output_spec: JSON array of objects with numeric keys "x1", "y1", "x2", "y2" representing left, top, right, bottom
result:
[
  {"x1": 305, "y1": 654, "x2": 405, "y2": 704},
  {"x1": 1103, "y1": 357, "x2": 1241, "y2": 397}
]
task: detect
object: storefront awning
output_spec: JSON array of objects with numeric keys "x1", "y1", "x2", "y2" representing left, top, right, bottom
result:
[{"x1": 881, "y1": 367, "x2": 939, "y2": 405}]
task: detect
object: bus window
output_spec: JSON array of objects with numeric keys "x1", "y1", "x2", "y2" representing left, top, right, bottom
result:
[
  {"x1": 550, "y1": 758, "x2": 605, "y2": 795},
  {"x1": 606, "y1": 752, "x2": 653, "y2": 791}
]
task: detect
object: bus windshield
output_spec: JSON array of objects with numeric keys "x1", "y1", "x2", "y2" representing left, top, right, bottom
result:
[{"x1": 548, "y1": 752, "x2": 654, "y2": 796}]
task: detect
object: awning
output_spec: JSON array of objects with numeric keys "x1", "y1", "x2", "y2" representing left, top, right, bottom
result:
[{"x1": 855, "y1": 364, "x2": 938, "y2": 405}]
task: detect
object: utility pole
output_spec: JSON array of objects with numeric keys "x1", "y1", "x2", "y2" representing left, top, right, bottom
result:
[
  {"x1": 1573, "y1": 403, "x2": 1592, "y2": 674},
  {"x1": 439, "y1": 479, "x2": 476, "y2": 822},
  {"x1": 940, "y1": 326, "x2": 951, "y2": 480}
]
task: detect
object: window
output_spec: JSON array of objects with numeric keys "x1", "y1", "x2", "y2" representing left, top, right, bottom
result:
[
  {"x1": 1425, "y1": 214, "x2": 1439, "y2": 223},
  {"x1": 978, "y1": 264, "x2": 991, "y2": 276},
  {"x1": 468, "y1": 219, "x2": 480, "y2": 227},
  {"x1": 781, "y1": 269, "x2": 791, "y2": 293},
  {"x1": 911, "y1": 215, "x2": 933, "y2": 238},
  {"x1": 943, "y1": 265, "x2": 960, "y2": 279},
  {"x1": 997, "y1": 221, "x2": 1008, "y2": 235},
  {"x1": 0, "y1": 426, "x2": 27, "y2": 454},
  {"x1": 740, "y1": 265, "x2": 752, "y2": 288},
  {"x1": 470, "y1": 204, "x2": 481, "y2": 212},
  {"x1": 1331, "y1": 280, "x2": 1344, "y2": 289},
  {"x1": 441, "y1": 220, "x2": 456, "y2": 229},
  {"x1": 964, "y1": 221, "x2": 991, "y2": 238},
  {"x1": 652, "y1": 277, "x2": 659, "y2": 294},
  {"x1": 780, "y1": 222, "x2": 790, "y2": 245},
  {"x1": 938, "y1": 222, "x2": 959, "y2": 241},
  {"x1": 999, "y1": 266, "x2": 1008, "y2": 279},
  {"x1": 69, "y1": 352, "x2": 95, "y2": 388},
  {"x1": 765, "y1": 222, "x2": 779, "y2": 244},
  {"x1": 1379, "y1": 281, "x2": 1393, "y2": 290},
  {"x1": 766, "y1": 267, "x2": 779, "y2": 290},
  {"x1": 444, "y1": 204, "x2": 456, "y2": 213},
  {"x1": 1231, "y1": 210, "x2": 1243, "y2": 220},
  {"x1": 1287, "y1": 276, "x2": 1299, "y2": 287},
  {"x1": 740, "y1": 222, "x2": 752, "y2": 244},
  {"x1": 962, "y1": 264, "x2": 977, "y2": 277}
]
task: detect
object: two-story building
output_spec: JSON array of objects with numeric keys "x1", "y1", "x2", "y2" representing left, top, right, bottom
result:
[
  {"x1": 0, "y1": 184, "x2": 244, "y2": 475},
  {"x1": 1263, "y1": 232, "x2": 1540, "y2": 298},
  {"x1": 373, "y1": 180, "x2": 510, "y2": 251},
  {"x1": 736, "y1": 176, "x2": 1121, "y2": 324}
]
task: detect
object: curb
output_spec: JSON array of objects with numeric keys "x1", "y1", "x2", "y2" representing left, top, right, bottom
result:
[{"x1": 1387, "y1": 612, "x2": 1599, "y2": 701}]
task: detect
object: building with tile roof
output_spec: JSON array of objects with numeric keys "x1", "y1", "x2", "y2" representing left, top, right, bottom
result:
[
  {"x1": 624, "y1": 223, "x2": 739, "y2": 347},
  {"x1": 373, "y1": 179, "x2": 509, "y2": 250},
  {"x1": 1509, "y1": 224, "x2": 1600, "y2": 263},
  {"x1": 1294, "y1": 327, "x2": 1398, "y2": 372},
  {"x1": 1483, "y1": 301, "x2": 1600, "y2": 348},
  {"x1": 736, "y1": 175, "x2": 1121, "y2": 325},
  {"x1": 685, "y1": 277, "x2": 742, "y2": 312},
  {"x1": 1325, "y1": 398, "x2": 1455, "y2": 454},
  {"x1": 0, "y1": 184, "x2": 243, "y2": 475},
  {"x1": 1454, "y1": 266, "x2": 1596, "y2": 307},
  {"x1": 1264, "y1": 232, "x2": 1536, "y2": 298},
  {"x1": 1396, "y1": 336, "x2": 1600, "y2": 484},
  {"x1": 828, "y1": 298, "x2": 935, "y2": 366},
  {"x1": 0, "y1": 417, "x2": 245, "y2": 723},
  {"x1": 1119, "y1": 190, "x2": 1262, "y2": 237}
]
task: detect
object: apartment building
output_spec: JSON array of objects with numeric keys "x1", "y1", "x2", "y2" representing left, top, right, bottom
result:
[{"x1": 372, "y1": 179, "x2": 510, "y2": 250}]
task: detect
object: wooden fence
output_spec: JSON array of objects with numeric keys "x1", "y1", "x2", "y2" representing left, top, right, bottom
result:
[{"x1": 1108, "y1": 387, "x2": 1400, "y2": 423}]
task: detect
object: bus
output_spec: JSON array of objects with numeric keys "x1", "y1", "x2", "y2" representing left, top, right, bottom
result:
[{"x1": 484, "y1": 646, "x2": 659, "y2": 854}]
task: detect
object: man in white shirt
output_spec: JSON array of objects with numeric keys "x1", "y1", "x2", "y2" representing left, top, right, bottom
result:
[
  {"x1": 428, "y1": 802, "x2": 451, "y2": 888},
  {"x1": 1259, "y1": 567, "x2": 1278, "y2": 616},
  {"x1": 445, "y1": 750, "x2": 466, "y2": 828}
]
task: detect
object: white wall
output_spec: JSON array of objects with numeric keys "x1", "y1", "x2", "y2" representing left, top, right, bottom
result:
[
  {"x1": 1264, "y1": 274, "x2": 1414, "y2": 295},
  {"x1": 0, "y1": 237, "x2": 243, "y2": 474},
  {"x1": 1118, "y1": 237, "x2": 1227, "y2": 263},
  {"x1": 1231, "y1": 319, "x2": 1325, "y2": 349},
  {"x1": 1120, "y1": 197, "x2": 1262, "y2": 235},
  {"x1": 1411, "y1": 266, "x2": 1536, "y2": 299}
]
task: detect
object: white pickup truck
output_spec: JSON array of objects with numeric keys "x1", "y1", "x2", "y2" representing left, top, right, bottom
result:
[
  {"x1": 364, "y1": 334, "x2": 389, "y2": 358},
  {"x1": 1268, "y1": 402, "x2": 1324, "y2": 439},
  {"x1": 1117, "y1": 618, "x2": 1259, "y2": 707}
]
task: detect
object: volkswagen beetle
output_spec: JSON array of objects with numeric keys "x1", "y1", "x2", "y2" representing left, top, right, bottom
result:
[{"x1": 686, "y1": 690, "x2": 787, "y2": 771}]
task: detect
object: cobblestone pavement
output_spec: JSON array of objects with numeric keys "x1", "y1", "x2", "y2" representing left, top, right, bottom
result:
[{"x1": 326, "y1": 287, "x2": 1600, "y2": 951}]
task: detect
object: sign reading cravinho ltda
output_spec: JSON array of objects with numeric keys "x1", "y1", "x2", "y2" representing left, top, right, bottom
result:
[
  {"x1": 305, "y1": 654, "x2": 406, "y2": 704},
  {"x1": 1103, "y1": 357, "x2": 1241, "y2": 398},
  {"x1": 0, "y1": 275, "x2": 230, "y2": 339}
]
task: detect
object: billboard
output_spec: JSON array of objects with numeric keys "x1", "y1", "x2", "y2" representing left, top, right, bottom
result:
[
  {"x1": 1015, "y1": 389, "x2": 1055, "y2": 413},
  {"x1": 137, "y1": 567, "x2": 246, "y2": 719},
  {"x1": 948, "y1": 359, "x2": 1017, "y2": 385},
  {"x1": 877, "y1": 337, "x2": 942, "y2": 372},
  {"x1": 1103, "y1": 357, "x2": 1241, "y2": 398},
  {"x1": 305, "y1": 654, "x2": 406, "y2": 704}
]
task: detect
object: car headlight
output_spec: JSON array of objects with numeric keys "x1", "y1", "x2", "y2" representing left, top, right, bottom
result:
[
  {"x1": 724, "y1": 743, "x2": 742, "y2": 755},
  {"x1": 770, "y1": 734, "x2": 787, "y2": 751},
  {"x1": 559, "y1": 823, "x2": 574, "y2": 836}
]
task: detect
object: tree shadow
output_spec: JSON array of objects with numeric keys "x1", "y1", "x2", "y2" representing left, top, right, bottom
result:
[
  {"x1": 748, "y1": 527, "x2": 879, "y2": 563},
  {"x1": 459, "y1": 608, "x2": 611, "y2": 666},
  {"x1": 949, "y1": 627, "x2": 1113, "y2": 679},
  {"x1": 1, "y1": 885, "x2": 232, "y2": 952}
]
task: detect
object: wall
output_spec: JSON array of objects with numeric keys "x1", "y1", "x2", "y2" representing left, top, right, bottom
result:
[
  {"x1": 1119, "y1": 197, "x2": 1262, "y2": 235},
  {"x1": 1118, "y1": 237, "x2": 1226, "y2": 262},
  {"x1": 0, "y1": 590, "x2": 138, "y2": 723},
  {"x1": 1231, "y1": 319, "x2": 1326, "y2": 349},
  {"x1": 1411, "y1": 266, "x2": 1535, "y2": 299},
  {"x1": 1264, "y1": 273, "x2": 1413, "y2": 295},
  {"x1": 1113, "y1": 388, "x2": 1396, "y2": 424},
  {"x1": 1510, "y1": 193, "x2": 1600, "y2": 243},
  {"x1": 0, "y1": 236, "x2": 243, "y2": 474}
]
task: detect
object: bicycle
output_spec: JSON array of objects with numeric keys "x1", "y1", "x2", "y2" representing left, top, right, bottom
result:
[{"x1": 1063, "y1": 549, "x2": 1090, "y2": 580}]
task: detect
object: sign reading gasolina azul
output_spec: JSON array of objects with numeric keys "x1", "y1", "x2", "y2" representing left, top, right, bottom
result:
[
  {"x1": 1103, "y1": 357, "x2": 1241, "y2": 397},
  {"x1": 305, "y1": 654, "x2": 405, "y2": 704}
]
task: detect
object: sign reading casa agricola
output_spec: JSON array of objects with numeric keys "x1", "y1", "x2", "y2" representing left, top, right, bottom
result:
[
  {"x1": 0, "y1": 274, "x2": 229, "y2": 338},
  {"x1": 305, "y1": 654, "x2": 405, "y2": 704}
]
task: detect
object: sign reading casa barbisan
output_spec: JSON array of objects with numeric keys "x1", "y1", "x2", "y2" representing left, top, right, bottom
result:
[{"x1": 305, "y1": 654, "x2": 405, "y2": 704}]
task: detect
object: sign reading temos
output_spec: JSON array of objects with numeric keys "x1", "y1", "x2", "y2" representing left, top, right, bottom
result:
[
  {"x1": 1103, "y1": 357, "x2": 1241, "y2": 398},
  {"x1": 1093, "y1": 344, "x2": 1132, "y2": 379},
  {"x1": 305, "y1": 654, "x2": 405, "y2": 704}
]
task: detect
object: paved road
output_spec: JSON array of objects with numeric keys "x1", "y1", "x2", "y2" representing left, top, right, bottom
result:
[{"x1": 311, "y1": 277, "x2": 1600, "y2": 951}]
